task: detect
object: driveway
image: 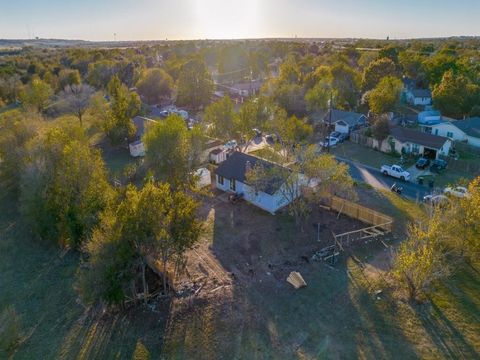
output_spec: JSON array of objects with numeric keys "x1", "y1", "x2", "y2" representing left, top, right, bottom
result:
[{"x1": 336, "y1": 156, "x2": 432, "y2": 201}]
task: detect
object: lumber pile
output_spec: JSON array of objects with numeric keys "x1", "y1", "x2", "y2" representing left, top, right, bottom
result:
[{"x1": 286, "y1": 271, "x2": 307, "y2": 289}]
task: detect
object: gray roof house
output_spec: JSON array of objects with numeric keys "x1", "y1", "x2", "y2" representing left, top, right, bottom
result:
[
  {"x1": 386, "y1": 127, "x2": 452, "y2": 159},
  {"x1": 453, "y1": 117, "x2": 480, "y2": 139},
  {"x1": 215, "y1": 152, "x2": 298, "y2": 214},
  {"x1": 322, "y1": 109, "x2": 368, "y2": 134}
]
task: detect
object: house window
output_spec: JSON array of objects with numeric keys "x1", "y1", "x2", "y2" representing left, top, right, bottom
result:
[
  {"x1": 447, "y1": 132, "x2": 453, "y2": 138},
  {"x1": 230, "y1": 178, "x2": 236, "y2": 191},
  {"x1": 412, "y1": 144, "x2": 420, "y2": 154},
  {"x1": 218, "y1": 175, "x2": 224, "y2": 185},
  {"x1": 424, "y1": 127, "x2": 432, "y2": 134},
  {"x1": 435, "y1": 129, "x2": 439, "y2": 135}
]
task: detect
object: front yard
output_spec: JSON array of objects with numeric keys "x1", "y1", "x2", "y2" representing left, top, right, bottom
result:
[{"x1": 332, "y1": 141, "x2": 479, "y2": 188}]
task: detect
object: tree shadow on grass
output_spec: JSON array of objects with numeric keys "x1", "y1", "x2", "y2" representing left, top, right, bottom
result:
[{"x1": 412, "y1": 265, "x2": 480, "y2": 359}]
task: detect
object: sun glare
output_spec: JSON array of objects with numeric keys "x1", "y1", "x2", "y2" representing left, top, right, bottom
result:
[{"x1": 192, "y1": 0, "x2": 261, "y2": 39}]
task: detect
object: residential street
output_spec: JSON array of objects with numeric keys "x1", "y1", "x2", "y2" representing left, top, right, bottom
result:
[{"x1": 336, "y1": 156, "x2": 432, "y2": 201}]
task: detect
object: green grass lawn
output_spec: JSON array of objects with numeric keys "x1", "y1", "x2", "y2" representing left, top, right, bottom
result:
[{"x1": 331, "y1": 142, "x2": 415, "y2": 169}]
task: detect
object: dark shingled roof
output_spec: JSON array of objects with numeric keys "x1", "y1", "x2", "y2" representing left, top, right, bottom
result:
[
  {"x1": 215, "y1": 152, "x2": 288, "y2": 195},
  {"x1": 452, "y1": 117, "x2": 480, "y2": 138},
  {"x1": 132, "y1": 116, "x2": 157, "y2": 140},
  {"x1": 410, "y1": 88, "x2": 432, "y2": 98},
  {"x1": 322, "y1": 109, "x2": 367, "y2": 127},
  {"x1": 390, "y1": 127, "x2": 449, "y2": 150}
]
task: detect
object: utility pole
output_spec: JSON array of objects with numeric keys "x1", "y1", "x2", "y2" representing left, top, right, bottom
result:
[{"x1": 326, "y1": 92, "x2": 333, "y2": 153}]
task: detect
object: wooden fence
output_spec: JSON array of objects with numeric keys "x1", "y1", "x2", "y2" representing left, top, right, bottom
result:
[
  {"x1": 326, "y1": 196, "x2": 394, "y2": 232},
  {"x1": 350, "y1": 131, "x2": 375, "y2": 148},
  {"x1": 455, "y1": 141, "x2": 480, "y2": 156},
  {"x1": 439, "y1": 155, "x2": 480, "y2": 173}
]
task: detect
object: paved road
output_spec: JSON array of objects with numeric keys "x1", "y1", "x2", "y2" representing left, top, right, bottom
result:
[{"x1": 336, "y1": 157, "x2": 433, "y2": 201}]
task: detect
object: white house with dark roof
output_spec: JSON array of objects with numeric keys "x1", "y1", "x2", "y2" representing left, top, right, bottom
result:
[
  {"x1": 406, "y1": 88, "x2": 432, "y2": 106},
  {"x1": 322, "y1": 109, "x2": 368, "y2": 134},
  {"x1": 129, "y1": 116, "x2": 157, "y2": 157},
  {"x1": 381, "y1": 127, "x2": 452, "y2": 159},
  {"x1": 215, "y1": 152, "x2": 300, "y2": 214},
  {"x1": 421, "y1": 117, "x2": 480, "y2": 148}
]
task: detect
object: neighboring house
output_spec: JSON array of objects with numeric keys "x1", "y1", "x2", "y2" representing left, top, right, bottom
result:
[
  {"x1": 402, "y1": 77, "x2": 432, "y2": 106},
  {"x1": 215, "y1": 152, "x2": 299, "y2": 214},
  {"x1": 405, "y1": 88, "x2": 432, "y2": 106},
  {"x1": 322, "y1": 109, "x2": 368, "y2": 134},
  {"x1": 420, "y1": 117, "x2": 480, "y2": 148},
  {"x1": 450, "y1": 117, "x2": 480, "y2": 148},
  {"x1": 228, "y1": 79, "x2": 264, "y2": 97},
  {"x1": 209, "y1": 148, "x2": 227, "y2": 164},
  {"x1": 380, "y1": 127, "x2": 452, "y2": 159},
  {"x1": 201, "y1": 138, "x2": 225, "y2": 164},
  {"x1": 129, "y1": 116, "x2": 157, "y2": 157},
  {"x1": 418, "y1": 110, "x2": 442, "y2": 125}
]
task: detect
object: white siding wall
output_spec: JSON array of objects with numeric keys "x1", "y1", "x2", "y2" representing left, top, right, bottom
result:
[
  {"x1": 380, "y1": 138, "x2": 451, "y2": 159},
  {"x1": 215, "y1": 175, "x2": 293, "y2": 214},
  {"x1": 335, "y1": 123, "x2": 350, "y2": 134},
  {"x1": 413, "y1": 97, "x2": 432, "y2": 106},
  {"x1": 129, "y1": 142, "x2": 145, "y2": 157},
  {"x1": 466, "y1": 135, "x2": 480, "y2": 148},
  {"x1": 429, "y1": 123, "x2": 466, "y2": 142}
]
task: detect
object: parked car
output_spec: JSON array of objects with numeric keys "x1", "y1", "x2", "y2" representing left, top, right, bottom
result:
[
  {"x1": 381, "y1": 164, "x2": 411, "y2": 181},
  {"x1": 430, "y1": 159, "x2": 447, "y2": 172},
  {"x1": 330, "y1": 131, "x2": 349, "y2": 142},
  {"x1": 444, "y1": 186, "x2": 470, "y2": 198},
  {"x1": 224, "y1": 140, "x2": 238, "y2": 150},
  {"x1": 415, "y1": 157, "x2": 430, "y2": 169},
  {"x1": 423, "y1": 194, "x2": 449, "y2": 207},
  {"x1": 319, "y1": 136, "x2": 339, "y2": 148}
]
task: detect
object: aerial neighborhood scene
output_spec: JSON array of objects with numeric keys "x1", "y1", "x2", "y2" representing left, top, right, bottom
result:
[{"x1": 1, "y1": 0, "x2": 480, "y2": 359}]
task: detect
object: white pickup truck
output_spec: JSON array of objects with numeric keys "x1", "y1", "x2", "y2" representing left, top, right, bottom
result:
[{"x1": 381, "y1": 164, "x2": 411, "y2": 181}]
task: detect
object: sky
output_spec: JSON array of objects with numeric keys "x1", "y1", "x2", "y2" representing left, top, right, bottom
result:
[{"x1": 0, "y1": 0, "x2": 479, "y2": 41}]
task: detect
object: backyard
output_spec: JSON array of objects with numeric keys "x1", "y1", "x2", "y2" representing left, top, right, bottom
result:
[{"x1": 1, "y1": 185, "x2": 479, "y2": 359}]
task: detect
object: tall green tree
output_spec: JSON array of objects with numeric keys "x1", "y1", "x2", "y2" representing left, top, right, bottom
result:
[
  {"x1": 19, "y1": 76, "x2": 53, "y2": 114},
  {"x1": 136, "y1": 68, "x2": 174, "y2": 105},
  {"x1": 77, "y1": 182, "x2": 203, "y2": 305},
  {"x1": 176, "y1": 58, "x2": 213, "y2": 109},
  {"x1": 0, "y1": 111, "x2": 39, "y2": 194},
  {"x1": 143, "y1": 114, "x2": 204, "y2": 188},
  {"x1": 367, "y1": 76, "x2": 403, "y2": 114},
  {"x1": 103, "y1": 75, "x2": 141, "y2": 146},
  {"x1": 204, "y1": 96, "x2": 236, "y2": 140},
  {"x1": 432, "y1": 70, "x2": 480, "y2": 118},
  {"x1": 362, "y1": 58, "x2": 397, "y2": 91},
  {"x1": 20, "y1": 125, "x2": 113, "y2": 248}
]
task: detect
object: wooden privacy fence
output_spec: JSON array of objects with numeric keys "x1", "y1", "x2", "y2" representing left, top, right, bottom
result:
[
  {"x1": 326, "y1": 196, "x2": 394, "y2": 232},
  {"x1": 439, "y1": 155, "x2": 480, "y2": 173}
]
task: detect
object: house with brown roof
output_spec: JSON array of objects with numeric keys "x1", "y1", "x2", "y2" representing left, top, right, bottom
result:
[{"x1": 380, "y1": 127, "x2": 452, "y2": 159}]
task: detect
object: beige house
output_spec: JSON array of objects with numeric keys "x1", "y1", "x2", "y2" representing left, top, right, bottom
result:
[{"x1": 377, "y1": 127, "x2": 452, "y2": 159}]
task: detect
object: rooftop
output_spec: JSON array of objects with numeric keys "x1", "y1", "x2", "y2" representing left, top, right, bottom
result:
[
  {"x1": 410, "y1": 88, "x2": 432, "y2": 98},
  {"x1": 215, "y1": 152, "x2": 288, "y2": 195},
  {"x1": 322, "y1": 109, "x2": 367, "y2": 126},
  {"x1": 390, "y1": 127, "x2": 450, "y2": 150},
  {"x1": 453, "y1": 117, "x2": 480, "y2": 138}
]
